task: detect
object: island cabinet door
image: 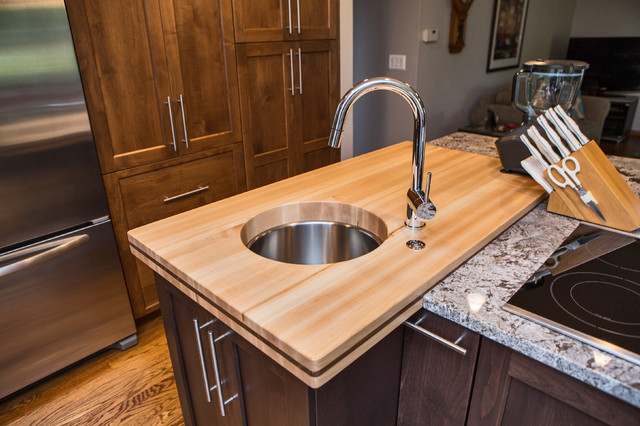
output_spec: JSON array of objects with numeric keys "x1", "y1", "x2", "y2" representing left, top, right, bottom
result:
[
  {"x1": 397, "y1": 310, "x2": 481, "y2": 425},
  {"x1": 467, "y1": 338, "x2": 640, "y2": 426},
  {"x1": 156, "y1": 278, "x2": 242, "y2": 426}
]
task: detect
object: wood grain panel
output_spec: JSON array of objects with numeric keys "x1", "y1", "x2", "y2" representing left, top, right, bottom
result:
[
  {"x1": 166, "y1": 0, "x2": 242, "y2": 154},
  {"x1": 397, "y1": 310, "x2": 480, "y2": 425},
  {"x1": 468, "y1": 338, "x2": 640, "y2": 425},
  {"x1": 232, "y1": 0, "x2": 287, "y2": 43},
  {"x1": 128, "y1": 143, "x2": 546, "y2": 386},
  {"x1": 237, "y1": 42, "x2": 295, "y2": 188},
  {"x1": 67, "y1": 0, "x2": 176, "y2": 172},
  {"x1": 231, "y1": 0, "x2": 337, "y2": 42},
  {"x1": 296, "y1": 40, "x2": 340, "y2": 172}
]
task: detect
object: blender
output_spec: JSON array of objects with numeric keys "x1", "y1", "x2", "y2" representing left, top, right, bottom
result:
[{"x1": 512, "y1": 59, "x2": 589, "y2": 122}]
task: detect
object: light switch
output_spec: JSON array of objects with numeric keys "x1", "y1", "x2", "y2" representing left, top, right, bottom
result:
[
  {"x1": 422, "y1": 28, "x2": 438, "y2": 43},
  {"x1": 389, "y1": 54, "x2": 406, "y2": 70}
]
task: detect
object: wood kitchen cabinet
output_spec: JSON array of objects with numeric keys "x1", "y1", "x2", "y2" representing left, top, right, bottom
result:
[
  {"x1": 66, "y1": 0, "x2": 245, "y2": 317},
  {"x1": 66, "y1": 0, "x2": 242, "y2": 173},
  {"x1": 231, "y1": 0, "x2": 338, "y2": 43},
  {"x1": 397, "y1": 310, "x2": 481, "y2": 425},
  {"x1": 397, "y1": 309, "x2": 640, "y2": 425},
  {"x1": 156, "y1": 275, "x2": 404, "y2": 426},
  {"x1": 105, "y1": 145, "x2": 246, "y2": 318},
  {"x1": 236, "y1": 40, "x2": 340, "y2": 189},
  {"x1": 468, "y1": 338, "x2": 640, "y2": 426}
]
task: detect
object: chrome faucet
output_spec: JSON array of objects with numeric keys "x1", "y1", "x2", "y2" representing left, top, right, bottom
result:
[{"x1": 328, "y1": 77, "x2": 436, "y2": 229}]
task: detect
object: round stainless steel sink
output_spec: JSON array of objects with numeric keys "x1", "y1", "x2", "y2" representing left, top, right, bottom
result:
[{"x1": 240, "y1": 202, "x2": 387, "y2": 265}]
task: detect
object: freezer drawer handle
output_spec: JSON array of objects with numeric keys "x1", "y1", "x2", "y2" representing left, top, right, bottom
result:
[
  {"x1": 163, "y1": 186, "x2": 210, "y2": 204},
  {"x1": 0, "y1": 234, "x2": 89, "y2": 279},
  {"x1": 403, "y1": 315, "x2": 468, "y2": 355}
]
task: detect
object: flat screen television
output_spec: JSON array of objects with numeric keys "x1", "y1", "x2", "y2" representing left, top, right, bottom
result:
[{"x1": 566, "y1": 37, "x2": 640, "y2": 93}]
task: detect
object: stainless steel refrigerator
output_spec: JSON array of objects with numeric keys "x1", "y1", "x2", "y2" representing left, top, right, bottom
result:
[{"x1": 0, "y1": 0, "x2": 136, "y2": 399}]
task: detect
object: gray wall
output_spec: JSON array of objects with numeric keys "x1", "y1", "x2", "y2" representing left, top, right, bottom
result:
[
  {"x1": 353, "y1": 0, "x2": 421, "y2": 156},
  {"x1": 417, "y1": 0, "x2": 576, "y2": 140},
  {"x1": 352, "y1": 0, "x2": 640, "y2": 156}
]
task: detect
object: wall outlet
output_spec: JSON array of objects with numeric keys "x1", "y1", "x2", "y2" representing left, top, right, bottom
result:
[
  {"x1": 422, "y1": 28, "x2": 438, "y2": 43},
  {"x1": 389, "y1": 54, "x2": 406, "y2": 70}
]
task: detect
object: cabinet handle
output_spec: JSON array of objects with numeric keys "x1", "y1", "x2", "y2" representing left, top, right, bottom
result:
[
  {"x1": 163, "y1": 186, "x2": 209, "y2": 204},
  {"x1": 165, "y1": 97, "x2": 178, "y2": 151},
  {"x1": 296, "y1": 48, "x2": 303, "y2": 94},
  {"x1": 403, "y1": 315, "x2": 468, "y2": 355},
  {"x1": 286, "y1": 0, "x2": 293, "y2": 34},
  {"x1": 287, "y1": 49, "x2": 295, "y2": 96},
  {"x1": 193, "y1": 319, "x2": 215, "y2": 404},
  {"x1": 178, "y1": 94, "x2": 189, "y2": 149},
  {"x1": 295, "y1": 0, "x2": 301, "y2": 34},
  {"x1": 207, "y1": 330, "x2": 227, "y2": 416}
]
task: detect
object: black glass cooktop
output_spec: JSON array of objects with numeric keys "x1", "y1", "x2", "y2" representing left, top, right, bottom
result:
[{"x1": 504, "y1": 224, "x2": 640, "y2": 366}]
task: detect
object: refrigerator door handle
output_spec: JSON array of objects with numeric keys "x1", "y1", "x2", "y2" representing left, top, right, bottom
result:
[{"x1": 0, "y1": 234, "x2": 89, "y2": 279}]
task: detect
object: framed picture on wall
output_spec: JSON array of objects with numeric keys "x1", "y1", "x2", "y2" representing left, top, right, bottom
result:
[{"x1": 487, "y1": 0, "x2": 529, "y2": 72}]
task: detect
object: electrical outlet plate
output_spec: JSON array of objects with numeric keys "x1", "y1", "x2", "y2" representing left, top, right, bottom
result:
[{"x1": 389, "y1": 54, "x2": 406, "y2": 70}]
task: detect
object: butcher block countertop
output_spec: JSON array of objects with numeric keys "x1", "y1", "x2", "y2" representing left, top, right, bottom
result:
[{"x1": 128, "y1": 140, "x2": 545, "y2": 387}]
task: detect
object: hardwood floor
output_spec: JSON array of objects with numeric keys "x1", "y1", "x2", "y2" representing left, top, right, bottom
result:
[{"x1": 0, "y1": 314, "x2": 183, "y2": 425}]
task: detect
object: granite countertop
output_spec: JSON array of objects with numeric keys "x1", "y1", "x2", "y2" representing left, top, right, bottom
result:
[{"x1": 425, "y1": 132, "x2": 640, "y2": 407}]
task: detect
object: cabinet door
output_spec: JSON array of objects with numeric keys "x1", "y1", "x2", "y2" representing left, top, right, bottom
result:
[
  {"x1": 293, "y1": 40, "x2": 340, "y2": 173},
  {"x1": 66, "y1": 0, "x2": 178, "y2": 173},
  {"x1": 156, "y1": 279, "x2": 243, "y2": 425},
  {"x1": 236, "y1": 42, "x2": 297, "y2": 189},
  {"x1": 397, "y1": 310, "x2": 481, "y2": 425},
  {"x1": 232, "y1": 0, "x2": 338, "y2": 43},
  {"x1": 468, "y1": 338, "x2": 640, "y2": 425},
  {"x1": 162, "y1": 0, "x2": 243, "y2": 154}
]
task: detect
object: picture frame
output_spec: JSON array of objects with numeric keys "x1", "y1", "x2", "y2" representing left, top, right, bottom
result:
[{"x1": 487, "y1": 0, "x2": 529, "y2": 72}]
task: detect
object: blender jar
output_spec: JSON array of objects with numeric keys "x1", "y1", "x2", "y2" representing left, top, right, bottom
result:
[{"x1": 512, "y1": 59, "x2": 589, "y2": 122}]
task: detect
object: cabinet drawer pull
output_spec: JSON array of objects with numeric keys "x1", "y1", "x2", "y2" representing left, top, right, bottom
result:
[
  {"x1": 178, "y1": 94, "x2": 189, "y2": 149},
  {"x1": 296, "y1": 48, "x2": 302, "y2": 94},
  {"x1": 403, "y1": 317, "x2": 468, "y2": 355},
  {"x1": 295, "y1": 0, "x2": 301, "y2": 34},
  {"x1": 286, "y1": 0, "x2": 293, "y2": 34},
  {"x1": 207, "y1": 330, "x2": 227, "y2": 416},
  {"x1": 165, "y1": 97, "x2": 178, "y2": 151},
  {"x1": 163, "y1": 186, "x2": 209, "y2": 204},
  {"x1": 287, "y1": 49, "x2": 295, "y2": 95}
]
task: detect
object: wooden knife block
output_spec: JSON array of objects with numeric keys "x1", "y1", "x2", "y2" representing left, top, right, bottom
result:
[{"x1": 546, "y1": 140, "x2": 640, "y2": 232}]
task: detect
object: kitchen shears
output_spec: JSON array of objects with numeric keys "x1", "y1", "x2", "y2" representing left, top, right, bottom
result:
[{"x1": 547, "y1": 156, "x2": 606, "y2": 221}]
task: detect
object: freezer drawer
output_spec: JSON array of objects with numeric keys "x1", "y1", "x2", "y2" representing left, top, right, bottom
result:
[{"x1": 0, "y1": 220, "x2": 135, "y2": 399}]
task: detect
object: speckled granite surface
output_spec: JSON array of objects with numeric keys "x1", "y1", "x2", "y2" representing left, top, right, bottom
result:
[{"x1": 424, "y1": 132, "x2": 640, "y2": 407}]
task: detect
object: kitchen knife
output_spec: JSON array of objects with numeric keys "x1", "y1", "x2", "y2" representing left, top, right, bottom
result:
[
  {"x1": 545, "y1": 108, "x2": 582, "y2": 151},
  {"x1": 554, "y1": 105, "x2": 590, "y2": 145},
  {"x1": 527, "y1": 126, "x2": 561, "y2": 164},
  {"x1": 521, "y1": 156, "x2": 554, "y2": 194},
  {"x1": 519, "y1": 134, "x2": 550, "y2": 168},
  {"x1": 537, "y1": 115, "x2": 571, "y2": 157}
]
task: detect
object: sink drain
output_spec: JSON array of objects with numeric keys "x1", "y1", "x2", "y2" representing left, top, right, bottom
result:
[{"x1": 406, "y1": 240, "x2": 425, "y2": 250}]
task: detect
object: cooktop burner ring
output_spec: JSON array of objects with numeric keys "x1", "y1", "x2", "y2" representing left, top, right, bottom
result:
[{"x1": 550, "y1": 272, "x2": 640, "y2": 339}]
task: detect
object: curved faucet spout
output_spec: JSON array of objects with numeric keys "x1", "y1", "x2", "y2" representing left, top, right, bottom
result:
[{"x1": 328, "y1": 77, "x2": 436, "y2": 229}]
